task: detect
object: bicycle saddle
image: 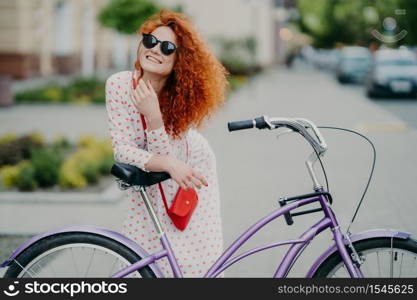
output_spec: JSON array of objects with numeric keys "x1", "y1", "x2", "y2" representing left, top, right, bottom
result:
[{"x1": 111, "y1": 162, "x2": 171, "y2": 187}]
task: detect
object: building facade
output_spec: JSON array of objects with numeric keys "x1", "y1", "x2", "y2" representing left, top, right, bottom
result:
[{"x1": 0, "y1": 0, "x2": 281, "y2": 79}]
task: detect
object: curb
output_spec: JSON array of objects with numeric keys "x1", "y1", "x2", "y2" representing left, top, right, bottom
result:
[{"x1": 0, "y1": 181, "x2": 124, "y2": 204}]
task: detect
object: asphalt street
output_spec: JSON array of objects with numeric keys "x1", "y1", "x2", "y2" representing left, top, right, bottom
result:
[
  {"x1": 1, "y1": 66, "x2": 416, "y2": 277},
  {"x1": 205, "y1": 66, "x2": 417, "y2": 277}
]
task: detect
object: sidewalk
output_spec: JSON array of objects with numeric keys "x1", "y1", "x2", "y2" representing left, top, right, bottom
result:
[{"x1": 1, "y1": 66, "x2": 416, "y2": 277}]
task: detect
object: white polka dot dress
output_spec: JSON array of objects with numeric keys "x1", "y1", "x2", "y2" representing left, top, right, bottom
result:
[{"x1": 105, "y1": 71, "x2": 224, "y2": 277}]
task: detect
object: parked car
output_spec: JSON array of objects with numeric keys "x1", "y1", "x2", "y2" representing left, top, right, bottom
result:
[
  {"x1": 366, "y1": 49, "x2": 417, "y2": 98},
  {"x1": 311, "y1": 48, "x2": 340, "y2": 71},
  {"x1": 335, "y1": 47, "x2": 372, "y2": 84}
]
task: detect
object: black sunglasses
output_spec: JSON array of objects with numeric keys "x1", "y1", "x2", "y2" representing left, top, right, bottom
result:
[{"x1": 142, "y1": 33, "x2": 177, "y2": 56}]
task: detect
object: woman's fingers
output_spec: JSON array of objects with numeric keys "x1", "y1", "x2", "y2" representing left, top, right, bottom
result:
[
  {"x1": 179, "y1": 181, "x2": 188, "y2": 190},
  {"x1": 189, "y1": 176, "x2": 202, "y2": 189},
  {"x1": 138, "y1": 79, "x2": 149, "y2": 95},
  {"x1": 182, "y1": 179, "x2": 194, "y2": 190},
  {"x1": 193, "y1": 171, "x2": 208, "y2": 186},
  {"x1": 137, "y1": 88, "x2": 145, "y2": 99},
  {"x1": 146, "y1": 80, "x2": 157, "y2": 96},
  {"x1": 130, "y1": 88, "x2": 140, "y2": 106}
]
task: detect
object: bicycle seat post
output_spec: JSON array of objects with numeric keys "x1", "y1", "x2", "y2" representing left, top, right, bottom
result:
[{"x1": 134, "y1": 185, "x2": 165, "y2": 237}]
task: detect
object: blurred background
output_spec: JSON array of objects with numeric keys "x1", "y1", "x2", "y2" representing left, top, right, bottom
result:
[{"x1": 0, "y1": 0, "x2": 417, "y2": 277}]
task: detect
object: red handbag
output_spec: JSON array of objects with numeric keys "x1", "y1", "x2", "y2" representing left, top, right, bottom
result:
[{"x1": 132, "y1": 71, "x2": 198, "y2": 231}]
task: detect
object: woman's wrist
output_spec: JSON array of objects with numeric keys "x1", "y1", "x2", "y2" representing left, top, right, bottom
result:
[
  {"x1": 144, "y1": 154, "x2": 172, "y2": 173},
  {"x1": 162, "y1": 155, "x2": 175, "y2": 174},
  {"x1": 146, "y1": 111, "x2": 163, "y2": 130}
]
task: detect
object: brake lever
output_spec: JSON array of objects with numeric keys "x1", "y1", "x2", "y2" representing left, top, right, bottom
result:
[{"x1": 276, "y1": 128, "x2": 294, "y2": 140}]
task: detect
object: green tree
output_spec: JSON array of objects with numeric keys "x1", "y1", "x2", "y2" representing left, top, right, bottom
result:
[
  {"x1": 391, "y1": 0, "x2": 417, "y2": 45},
  {"x1": 98, "y1": 0, "x2": 161, "y2": 34},
  {"x1": 296, "y1": 0, "x2": 417, "y2": 48}
]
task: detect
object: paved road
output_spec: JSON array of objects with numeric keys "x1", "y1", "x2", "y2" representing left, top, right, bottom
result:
[
  {"x1": 1, "y1": 67, "x2": 416, "y2": 277},
  {"x1": 206, "y1": 67, "x2": 417, "y2": 277},
  {"x1": 332, "y1": 79, "x2": 417, "y2": 129}
]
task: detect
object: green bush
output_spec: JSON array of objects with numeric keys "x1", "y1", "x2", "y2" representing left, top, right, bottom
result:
[
  {"x1": 66, "y1": 77, "x2": 105, "y2": 104},
  {"x1": 14, "y1": 89, "x2": 46, "y2": 103},
  {"x1": 0, "y1": 132, "x2": 17, "y2": 143},
  {"x1": 14, "y1": 84, "x2": 63, "y2": 103},
  {"x1": 0, "y1": 133, "x2": 44, "y2": 167},
  {"x1": 16, "y1": 162, "x2": 38, "y2": 191},
  {"x1": 31, "y1": 147, "x2": 64, "y2": 188},
  {"x1": 14, "y1": 77, "x2": 106, "y2": 104},
  {"x1": 99, "y1": 156, "x2": 115, "y2": 175},
  {"x1": 52, "y1": 135, "x2": 71, "y2": 149},
  {"x1": 58, "y1": 158, "x2": 87, "y2": 189},
  {"x1": 58, "y1": 137, "x2": 114, "y2": 189},
  {"x1": 0, "y1": 142, "x2": 22, "y2": 166},
  {"x1": 92, "y1": 94, "x2": 106, "y2": 104},
  {"x1": 0, "y1": 165, "x2": 20, "y2": 188},
  {"x1": 18, "y1": 133, "x2": 44, "y2": 159},
  {"x1": 0, "y1": 132, "x2": 113, "y2": 191},
  {"x1": 82, "y1": 165, "x2": 100, "y2": 184},
  {"x1": 214, "y1": 36, "x2": 261, "y2": 76},
  {"x1": 42, "y1": 85, "x2": 63, "y2": 102},
  {"x1": 228, "y1": 75, "x2": 248, "y2": 91}
]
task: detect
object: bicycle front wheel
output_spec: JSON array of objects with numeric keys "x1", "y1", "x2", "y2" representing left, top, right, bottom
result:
[
  {"x1": 313, "y1": 237, "x2": 417, "y2": 278},
  {"x1": 4, "y1": 232, "x2": 156, "y2": 278}
]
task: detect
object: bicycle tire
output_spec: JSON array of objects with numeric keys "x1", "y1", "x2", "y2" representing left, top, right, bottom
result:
[
  {"x1": 4, "y1": 232, "x2": 156, "y2": 278},
  {"x1": 313, "y1": 237, "x2": 417, "y2": 278}
]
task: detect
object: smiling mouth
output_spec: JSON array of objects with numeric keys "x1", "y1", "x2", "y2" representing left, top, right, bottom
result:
[{"x1": 146, "y1": 55, "x2": 162, "y2": 64}]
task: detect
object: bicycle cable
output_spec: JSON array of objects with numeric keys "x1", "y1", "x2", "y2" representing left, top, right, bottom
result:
[{"x1": 317, "y1": 126, "x2": 377, "y2": 234}]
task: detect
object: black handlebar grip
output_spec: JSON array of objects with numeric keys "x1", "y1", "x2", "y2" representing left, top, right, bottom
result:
[
  {"x1": 228, "y1": 120, "x2": 254, "y2": 132},
  {"x1": 254, "y1": 116, "x2": 267, "y2": 129}
]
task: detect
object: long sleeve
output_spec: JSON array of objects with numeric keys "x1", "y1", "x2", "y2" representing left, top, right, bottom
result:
[
  {"x1": 145, "y1": 125, "x2": 173, "y2": 156},
  {"x1": 105, "y1": 73, "x2": 153, "y2": 171}
]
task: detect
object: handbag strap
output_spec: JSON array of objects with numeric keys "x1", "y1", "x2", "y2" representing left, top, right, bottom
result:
[{"x1": 133, "y1": 70, "x2": 170, "y2": 211}]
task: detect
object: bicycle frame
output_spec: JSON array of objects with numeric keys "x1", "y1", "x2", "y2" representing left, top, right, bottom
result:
[{"x1": 110, "y1": 187, "x2": 363, "y2": 278}]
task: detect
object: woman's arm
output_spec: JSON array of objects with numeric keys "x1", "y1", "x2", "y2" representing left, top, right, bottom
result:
[
  {"x1": 106, "y1": 73, "x2": 206, "y2": 189},
  {"x1": 105, "y1": 74, "x2": 154, "y2": 171},
  {"x1": 130, "y1": 78, "x2": 173, "y2": 156}
]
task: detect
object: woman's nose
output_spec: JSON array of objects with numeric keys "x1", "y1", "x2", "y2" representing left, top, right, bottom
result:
[{"x1": 150, "y1": 45, "x2": 161, "y2": 56}]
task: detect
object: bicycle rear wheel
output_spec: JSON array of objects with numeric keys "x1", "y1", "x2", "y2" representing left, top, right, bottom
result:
[
  {"x1": 4, "y1": 232, "x2": 156, "y2": 278},
  {"x1": 313, "y1": 237, "x2": 417, "y2": 278}
]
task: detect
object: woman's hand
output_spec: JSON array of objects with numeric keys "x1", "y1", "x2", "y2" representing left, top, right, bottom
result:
[
  {"x1": 165, "y1": 156, "x2": 208, "y2": 190},
  {"x1": 131, "y1": 79, "x2": 162, "y2": 123}
]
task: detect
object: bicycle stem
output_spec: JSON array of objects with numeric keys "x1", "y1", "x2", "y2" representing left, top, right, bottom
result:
[{"x1": 306, "y1": 151, "x2": 322, "y2": 190}]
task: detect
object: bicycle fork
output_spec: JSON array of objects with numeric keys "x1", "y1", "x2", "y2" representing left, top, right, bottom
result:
[
  {"x1": 321, "y1": 195, "x2": 364, "y2": 278},
  {"x1": 331, "y1": 226, "x2": 364, "y2": 277}
]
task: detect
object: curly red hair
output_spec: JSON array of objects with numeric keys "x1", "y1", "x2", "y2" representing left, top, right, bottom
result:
[{"x1": 134, "y1": 9, "x2": 228, "y2": 138}]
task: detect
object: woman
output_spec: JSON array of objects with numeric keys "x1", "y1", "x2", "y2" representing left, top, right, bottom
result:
[{"x1": 105, "y1": 9, "x2": 228, "y2": 277}]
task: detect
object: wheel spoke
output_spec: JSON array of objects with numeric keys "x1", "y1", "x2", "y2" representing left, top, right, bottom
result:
[
  {"x1": 48, "y1": 259, "x2": 58, "y2": 277},
  {"x1": 84, "y1": 248, "x2": 96, "y2": 277},
  {"x1": 390, "y1": 239, "x2": 394, "y2": 278},
  {"x1": 13, "y1": 259, "x2": 35, "y2": 278},
  {"x1": 71, "y1": 248, "x2": 80, "y2": 277},
  {"x1": 325, "y1": 245, "x2": 417, "y2": 278},
  {"x1": 399, "y1": 252, "x2": 404, "y2": 278},
  {"x1": 362, "y1": 255, "x2": 372, "y2": 277},
  {"x1": 14, "y1": 244, "x2": 141, "y2": 278}
]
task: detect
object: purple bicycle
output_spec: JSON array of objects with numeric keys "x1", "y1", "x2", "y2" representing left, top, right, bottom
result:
[{"x1": 2, "y1": 116, "x2": 417, "y2": 278}]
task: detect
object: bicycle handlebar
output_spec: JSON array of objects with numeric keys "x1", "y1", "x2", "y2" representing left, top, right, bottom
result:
[
  {"x1": 228, "y1": 115, "x2": 328, "y2": 155},
  {"x1": 227, "y1": 116, "x2": 268, "y2": 131}
]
